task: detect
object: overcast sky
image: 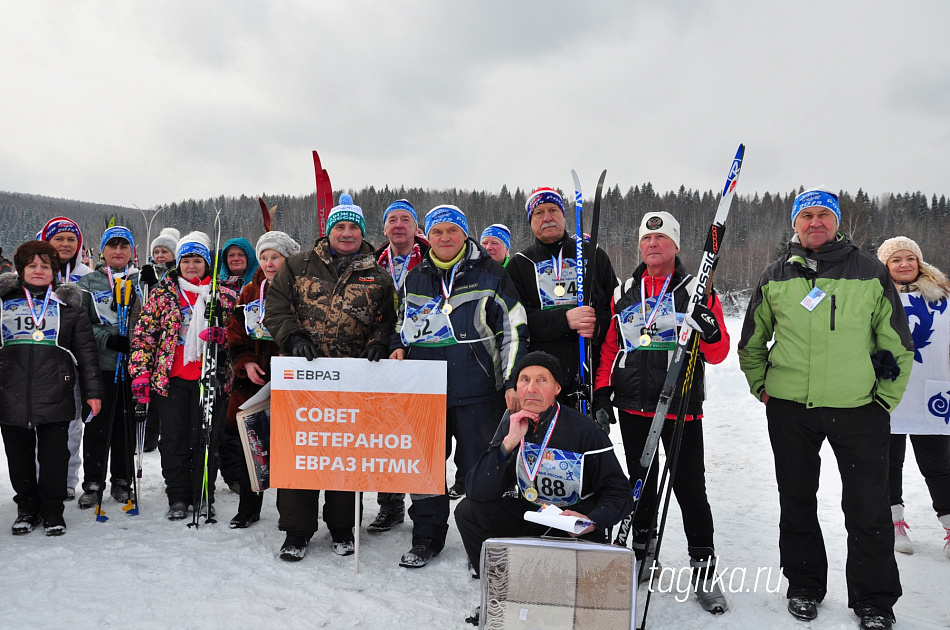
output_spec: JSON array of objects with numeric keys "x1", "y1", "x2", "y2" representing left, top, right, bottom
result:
[{"x1": 1, "y1": 1, "x2": 948, "y2": 209}]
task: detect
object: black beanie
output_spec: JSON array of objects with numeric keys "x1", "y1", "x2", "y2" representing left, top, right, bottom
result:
[{"x1": 513, "y1": 351, "x2": 564, "y2": 388}]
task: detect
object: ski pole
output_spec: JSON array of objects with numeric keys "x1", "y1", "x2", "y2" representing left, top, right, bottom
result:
[{"x1": 571, "y1": 170, "x2": 588, "y2": 415}]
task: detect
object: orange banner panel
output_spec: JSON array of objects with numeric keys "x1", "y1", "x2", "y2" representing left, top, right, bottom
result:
[{"x1": 270, "y1": 389, "x2": 446, "y2": 494}]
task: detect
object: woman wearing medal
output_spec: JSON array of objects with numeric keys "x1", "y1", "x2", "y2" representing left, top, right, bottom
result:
[
  {"x1": 76, "y1": 226, "x2": 142, "y2": 509},
  {"x1": 225, "y1": 230, "x2": 300, "y2": 529},
  {"x1": 594, "y1": 211, "x2": 730, "y2": 612},
  {"x1": 0, "y1": 241, "x2": 103, "y2": 536},
  {"x1": 389, "y1": 204, "x2": 529, "y2": 568},
  {"x1": 454, "y1": 351, "x2": 633, "y2": 578},
  {"x1": 38, "y1": 216, "x2": 93, "y2": 500},
  {"x1": 128, "y1": 231, "x2": 237, "y2": 521}
]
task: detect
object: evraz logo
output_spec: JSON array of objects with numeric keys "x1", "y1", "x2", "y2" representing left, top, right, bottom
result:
[{"x1": 928, "y1": 390, "x2": 950, "y2": 425}]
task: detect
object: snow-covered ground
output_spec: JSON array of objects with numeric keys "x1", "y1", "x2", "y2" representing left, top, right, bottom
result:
[{"x1": 1, "y1": 317, "x2": 947, "y2": 629}]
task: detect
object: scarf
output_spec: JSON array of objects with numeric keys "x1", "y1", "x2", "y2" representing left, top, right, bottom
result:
[{"x1": 177, "y1": 276, "x2": 212, "y2": 365}]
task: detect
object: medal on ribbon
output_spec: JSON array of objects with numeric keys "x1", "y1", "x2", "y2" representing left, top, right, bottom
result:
[
  {"x1": 638, "y1": 275, "x2": 672, "y2": 349},
  {"x1": 439, "y1": 262, "x2": 460, "y2": 316},
  {"x1": 520, "y1": 403, "x2": 560, "y2": 502},
  {"x1": 23, "y1": 286, "x2": 52, "y2": 342},
  {"x1": 551, "y1": 248, "x2": 566, "y2": 296}
]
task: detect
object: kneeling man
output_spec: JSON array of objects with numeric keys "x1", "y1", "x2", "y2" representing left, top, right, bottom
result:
[{"x1": 455, "y1": 351, "x2": 633, "y2": 577}]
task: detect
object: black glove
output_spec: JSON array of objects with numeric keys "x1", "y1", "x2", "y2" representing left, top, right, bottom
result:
[
  {"x1": 208, "y1": 298, "x2": 226, "y2": 324},
  {"x1": 359, "y1": 343, "x2": 388, "y2": 362},
  {"x1": 106, "y1": 334, "x2": 131, "y2": 353},
  {"x1": 593, "y1": 387, "x2": 616, "y2": 435},
  {"x1": 871, "y1": 350, "x2": 901, "y2": 381},
  {"x1": 685, "y1": 302, "x2": 722, "y2": 344},
  {"x1": 134, "y1": 403, "x2": 148, "y2": 424},
  {"x1": 288, "y1": 334, "x2": 318, "y2": 361}
]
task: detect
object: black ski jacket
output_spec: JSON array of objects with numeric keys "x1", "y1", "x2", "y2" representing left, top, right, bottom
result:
[
  {"x1": 0, "y1": 273, "x2": 103, "y2": 429},
  {"x1": 506, "y1": 231, "x2": 618, "y2": 400}
]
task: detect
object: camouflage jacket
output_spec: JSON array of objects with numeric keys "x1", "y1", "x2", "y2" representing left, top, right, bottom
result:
[
  {"x1": 264, "y1": 238, "x2": 396, "y2": 359},
  {"x1": 128, "y1": 269, "x2": 238, "y2": 396}
]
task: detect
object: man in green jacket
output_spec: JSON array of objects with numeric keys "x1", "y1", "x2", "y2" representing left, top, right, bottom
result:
[{"x1": 738, "y1": 188, "x2": 913, "y2": 630}]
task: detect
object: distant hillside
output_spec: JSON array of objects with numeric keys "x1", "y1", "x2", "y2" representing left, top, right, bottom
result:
[
  {"x1": 3, "y1": 186, "x2": 948, "y2": 292},
  {"x1": 0, "y1": 191, "x2": 139, "y2": 257}
]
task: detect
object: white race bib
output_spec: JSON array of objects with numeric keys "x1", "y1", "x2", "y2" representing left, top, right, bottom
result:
[
  {"x1": 1, "y1": 298, "x2": 60, "y2": 347},
  {"x1": 534, "y1": 257, "x2": 577, "y2": 310},
  {"x1": 516, "y1": 442, "x2": 584, "y2": 508},
  {"x1": 243, "y1": 299, "x2": 272, "y2": 341},
  {"x1": 400, "y1": 295, "x2": 456, "y2": 347}
]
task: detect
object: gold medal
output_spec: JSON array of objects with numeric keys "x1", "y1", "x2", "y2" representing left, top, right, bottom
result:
[
  {"x1": 524, "y1": 487, "x2": 538, "y2": 502},
  {"x1": 255, "y1": 330, "x2": 264, "y2": 339},
  {"x1": 32, "y1": 330, "x2": 45, "y2": 342},
  {"x1": 442, "y1": 303, "x2": 453, "y2": 315},
  {"x1": 553, "y1": 285, "x2": 566, "y2": 297},
  {"x1": 638, "y1": 333, "x2": 652, "y2": 347}
]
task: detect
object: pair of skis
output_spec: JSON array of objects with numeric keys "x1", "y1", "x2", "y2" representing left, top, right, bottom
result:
[
  {"x1": 191, "y1": 207, "x2": 225, "y2": 528},
  {"x1": 570, "y1": 169, "x2": 608, "y2": 416},
  {"x1": 613, "y1": 144, "x2": 745, "y2": 551}
]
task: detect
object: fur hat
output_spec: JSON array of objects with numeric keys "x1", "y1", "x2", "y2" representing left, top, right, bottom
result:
[
  {"x1": 176, "y1": 231, "x2": 213, "y2": 267},
  {"x1": 327, "y1": 194, "x2": 366, "y2": 235},
  {"x1": 639, "y1": 211, "x2": 681, "y2": 249},
  {"x1": 151, "y1": 227, "x2": 180, "y2": 256},
  {"x1": 255, "y1": 231, "x2": 301, "y2": 262},
  {"x1": 14, "y1": 240, "x2": 61, "y2": 279}
]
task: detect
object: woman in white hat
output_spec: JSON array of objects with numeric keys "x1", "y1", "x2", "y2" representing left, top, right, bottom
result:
[{"x1": 877, "y1": 236, "x2": 950, "y2": 558}]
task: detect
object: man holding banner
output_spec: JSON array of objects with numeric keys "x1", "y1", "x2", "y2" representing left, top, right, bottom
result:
[
  {"x1": 390, "y1": 204, "x2": 528, "y2": 568},
  {"x1": 264, "y1": 194, "x2": 396, "y2": 561}
]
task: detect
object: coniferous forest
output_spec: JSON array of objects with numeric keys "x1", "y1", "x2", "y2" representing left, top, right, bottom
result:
[{"x1": 2, "y1": 185, "x2": 947, "y2": 307}]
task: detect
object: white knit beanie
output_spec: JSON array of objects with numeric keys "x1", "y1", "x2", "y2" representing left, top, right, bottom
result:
[
  {"x1": 255, "y1": 231, "x2": 301, "y2": 262},
  {"x1": 151, "y1": 227, "x2": 181, "y2": 255},
  {"x1": 639, "y1": 211, "x2": 681, "y2": 249}
]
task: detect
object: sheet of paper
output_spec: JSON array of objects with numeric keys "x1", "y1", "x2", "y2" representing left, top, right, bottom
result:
[
  {"x1": 239, "y1": 382, "x2": 271, "y2": 410},
  {"x1": 523, "y1": 504, "x2": 593, "y2": 535}
]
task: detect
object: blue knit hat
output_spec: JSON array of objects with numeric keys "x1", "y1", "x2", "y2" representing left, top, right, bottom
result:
[
  {"x1": 791, "y1": 188, "x2": 840, "y2": 226},
  {"x1": 525, "y1": 187, "x2": 564, "y2": 219},
  {"x1": 480, "y1": 224, "x2": 511, "y2": 249},
  {"x1": 176, "y1": 231, "x2": 213, "y2": 267},
  {"x1": 100, "y1": 226, "x2": 134, "y2": 253},
  {"x1": 327, "y1": 194, "x2": 367, "y2": 235},
  {"x1": 383, "y1": 199, "x2": 417, "y2": 225},
  {"x1": 425, "y1": 205, "x2": 469, "y2": 237}
]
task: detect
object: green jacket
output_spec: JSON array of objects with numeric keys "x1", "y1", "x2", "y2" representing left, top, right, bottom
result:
[{"x1": 738, "y1": 233, "x2": 913, "y2": 412}]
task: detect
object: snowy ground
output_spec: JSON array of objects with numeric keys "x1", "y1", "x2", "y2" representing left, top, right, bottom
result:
[{"x1": 1, "y1": 317, "x2": 947, "y2": 629}]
